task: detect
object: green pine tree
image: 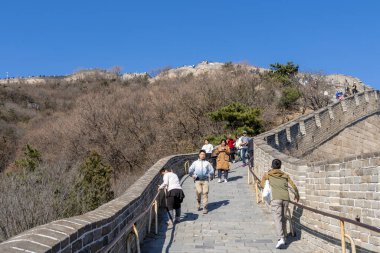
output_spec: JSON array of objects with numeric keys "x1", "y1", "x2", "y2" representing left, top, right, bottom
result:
[
  {"x1": 269, "y1": 61, "x2": 299, "y2": 86},
  {"x1": 15, "y1": 144, "x2": 42, "y2": 172},
  {"x1": 279, "y1": 86, "x2": 302, "y2": 110},
  {"x1": 70, "y1": 151, "x2": 114, "y2": 214},
  {"x1": 208, "y1": 102, "x2": 263, "y2": 135}
]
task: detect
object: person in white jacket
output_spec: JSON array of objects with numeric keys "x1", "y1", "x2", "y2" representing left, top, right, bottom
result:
[
  {"x1": 201, "y1": 139, "x2": 214, "y2": 160},
  {"x1": 235, "y1": 135, "x2": 242, "y2": 161},
  {"x1": 188, "y1": 150, "x2": 214, "y2": 214},
  {"x1": 158, "y1": 169, "x2": 185, "y2": 224}
]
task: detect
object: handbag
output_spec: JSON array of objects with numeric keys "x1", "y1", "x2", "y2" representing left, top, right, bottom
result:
[{"x1": 262, "y1": 180, "x2": 272, "y2": 204}]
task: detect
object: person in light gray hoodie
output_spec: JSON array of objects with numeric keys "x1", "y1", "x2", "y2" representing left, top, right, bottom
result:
[{"x1": 188, "y1": 150, "x2": 214, "y2": 214}]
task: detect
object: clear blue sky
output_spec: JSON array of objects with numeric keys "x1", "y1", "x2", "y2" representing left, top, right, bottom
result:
[{"x1": 1, "y1": 1, "x2": 379, "y2": 88}]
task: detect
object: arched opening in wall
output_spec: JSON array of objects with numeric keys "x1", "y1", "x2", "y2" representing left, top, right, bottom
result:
[{"x1": 311, "y1": 136, "x2": 315, "y2": 142}]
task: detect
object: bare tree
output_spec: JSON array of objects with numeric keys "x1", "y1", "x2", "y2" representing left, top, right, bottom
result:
[
  {"x1": 299, "y1": 73, "x2": 331, "y2": 112},
  {"x1": 109, "y1": 66, "x2": 122, "y2": 76}
]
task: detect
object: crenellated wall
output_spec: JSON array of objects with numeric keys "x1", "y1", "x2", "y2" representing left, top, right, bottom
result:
[
  {"x1": 254, "y1": 90, "x2": 380, "y2": 252},
  {"x1": 264, "y1": 90, "x2": 380, "y2": 158},
  {"x1": 0, "y1": 153, "x2": 197, "y2": 253},
  {"x1": 305, "y1": 114, "x2": 380, "y2": 161}
]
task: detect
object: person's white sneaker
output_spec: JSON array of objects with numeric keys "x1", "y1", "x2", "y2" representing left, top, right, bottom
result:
[
  {"x1": 275, "y1": 238, "x2": 285, "y2": 249},
  {"x1": 218, "y1": 179, "x2": 222, "y2": 183},
  {"x1": 224, "y1": 179, "x2": 228, "y2": 183}
]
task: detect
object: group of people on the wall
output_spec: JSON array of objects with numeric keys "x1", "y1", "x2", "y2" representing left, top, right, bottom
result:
[
  {"x1": 158, "y1": 131, "x2": 299, "y2": 249},
  {"x1": 202, "y1": 131, "x2": 253, "y2": 167},
  {"x1": 335, "y1": 83, "x2": 359, "y2": 101}
]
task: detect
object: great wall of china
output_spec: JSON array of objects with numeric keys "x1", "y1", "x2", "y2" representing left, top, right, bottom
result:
[{"x1": 0, "y1": 88, "x2": 379, "y2": 252}]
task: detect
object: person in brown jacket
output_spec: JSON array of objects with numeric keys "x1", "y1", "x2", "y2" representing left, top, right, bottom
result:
[
  {"x1": 216, "y1": 139, "x2": 230, "y2": 183},
  {"x1": 260, "y1": 159, "x2": 300, "y2": 249}
]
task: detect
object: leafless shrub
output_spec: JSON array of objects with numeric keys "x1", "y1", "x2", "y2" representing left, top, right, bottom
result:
[
  {"x1": 299, "y1": 73, "x2": 331, "y2": 111},
  {"x1": 0, "y1": 161, "x2": 77, "y2": 241}
]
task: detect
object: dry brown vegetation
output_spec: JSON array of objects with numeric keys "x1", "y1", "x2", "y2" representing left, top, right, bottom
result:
[{"x1": 0, "y1": 65, "x2": 331, "y2": 241}]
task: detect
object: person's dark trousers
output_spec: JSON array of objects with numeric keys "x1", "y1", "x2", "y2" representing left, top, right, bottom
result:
[
  {"x1": 229, "y1": 147, "x2": 236, "y2": 162},
  {"x1": 210, "y1": 156, "x2": 217, "y2": 169},
  {"x1": 206, "y1": 153, "x2": 215, "y2": 168},
  {"x1": 217, "y1": 169, "x2": 229, "y2": 180},
  {"x1": 167, "y1": 189, "x2": 183, "y2": 221}
]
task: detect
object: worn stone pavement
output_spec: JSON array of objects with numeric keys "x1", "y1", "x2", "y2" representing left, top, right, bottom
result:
[{"x1": 141, "y1": 162, "x2": 309, "y2": 253}]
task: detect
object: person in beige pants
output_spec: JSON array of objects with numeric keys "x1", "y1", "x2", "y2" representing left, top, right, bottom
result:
[
  {"x1": 195, "y1": 180, "x2": 209, "y2": 211},
  {"x1": 261, "y1": 159, "x2": 300, "y2": 249},
  {"x1": 189, "y1": 150, "x2": 214, "y2": 214}
]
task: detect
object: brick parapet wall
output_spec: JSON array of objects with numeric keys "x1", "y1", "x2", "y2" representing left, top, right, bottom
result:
[
  {"x1": 254, "y1": 90, "x2": 380, "y2": 252},
  {"x1": 299, "y1": 154, "x2": 380, "y2": 252},
  {"x1": 260, "y1": 90, "x2": 380, "y2": 158},
  {"x1": 254, "y1": 147, "x2": 380, "y2": 252},
  {"x1": 0, "y1": 153, "x2": 197, "y2": 253}
]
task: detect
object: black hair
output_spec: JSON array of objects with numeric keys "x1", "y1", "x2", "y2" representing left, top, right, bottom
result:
[
  {"x1": 199, "y1": 149, "x2": 206, "y2": 154},
  {"x1": 159, "y1": 168, "x2": 168, "y2": 173},
  {"x1": 272, "y1": 159, "x2": 282, "y2": 169},
  {"x1": 220, "y1": 139, "x2": 227, "y2": 144}
]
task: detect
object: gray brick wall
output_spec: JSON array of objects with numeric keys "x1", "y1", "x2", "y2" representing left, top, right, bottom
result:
[
  {"x1": 263, "y1": 91, "x2": 380, "y2": 158},
  {"x1": 254, "y1": 90, "x2": 380, "y2": 253}
]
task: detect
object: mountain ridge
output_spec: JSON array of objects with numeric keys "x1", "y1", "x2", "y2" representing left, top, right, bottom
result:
[{"x1": 0, "y1": 61, "x2": 369, "y2": 91}]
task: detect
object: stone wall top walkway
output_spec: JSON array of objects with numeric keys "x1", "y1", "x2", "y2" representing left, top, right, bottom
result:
[{"x1": 141, "y1": 162, "x2": 310, "y2": 253}]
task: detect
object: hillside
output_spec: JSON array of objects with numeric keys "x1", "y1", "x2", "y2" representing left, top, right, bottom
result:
[{"x1": 0, "y1": 61, "x2": 369, "y2": 241}]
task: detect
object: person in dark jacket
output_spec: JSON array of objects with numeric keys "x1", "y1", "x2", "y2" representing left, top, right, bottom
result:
[
  {"x1": 261, "y1": 159, "x2": 300, "y2": 249},
  {"x1": 352, "y1": 84, "x2": 358, "y2": 94}
]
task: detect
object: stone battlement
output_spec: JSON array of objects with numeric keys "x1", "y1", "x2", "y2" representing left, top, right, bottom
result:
[
  {"x1": 260, "y1": 90, "x2": 380, "y2": 159},
  {"x1": 254, "y1": 90, "x2": 380, "y2": 252}
]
